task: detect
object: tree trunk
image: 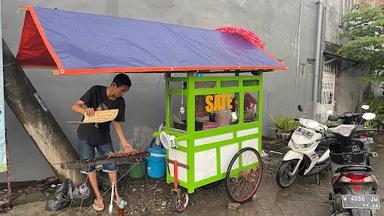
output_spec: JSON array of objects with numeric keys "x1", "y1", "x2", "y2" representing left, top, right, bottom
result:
[{"x1": 2, "y1": 40, "x2": 83, "y2": 185}]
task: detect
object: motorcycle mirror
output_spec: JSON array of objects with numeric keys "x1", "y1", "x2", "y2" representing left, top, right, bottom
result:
[
  {"x1": 326, "y1": 110, "x2": 333, "y2": 115},
  {"x1": 307, "y1": 121, "x2": 320, "y2": 129},
  {"x1": 328, "y1": 115, "x2": 339, "y2": 121},
  {"x1": 362, "y1": 113, "x2": 376, "y2": 121},
  {"x1": 361, "y1": 105, "x2": 370, "y2": 110},
  {"x1": 298, "y1": 105, "x2": 303, "y2": 112}
]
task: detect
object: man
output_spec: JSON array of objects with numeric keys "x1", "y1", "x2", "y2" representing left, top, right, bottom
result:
[{"x1": 72, "y1": 73, "x2": 132, "y2": 211}]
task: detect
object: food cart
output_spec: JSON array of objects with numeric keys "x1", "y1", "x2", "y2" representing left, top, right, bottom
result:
[
  {"x1": 15, "y1": 6, "x2": 287, "y2": 212},
  {"x1": 156, "y1": 72, "x2": 266, "y2": 210}
]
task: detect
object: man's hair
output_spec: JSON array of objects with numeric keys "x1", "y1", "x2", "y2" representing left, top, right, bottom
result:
[{"x1": 112, "y1": 73, "x2": 131, "y2": 87}]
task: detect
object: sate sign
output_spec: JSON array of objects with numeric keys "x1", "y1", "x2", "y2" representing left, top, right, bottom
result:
[{"x1": 205, "y1": 94, "x2": 233, "y2": 112}]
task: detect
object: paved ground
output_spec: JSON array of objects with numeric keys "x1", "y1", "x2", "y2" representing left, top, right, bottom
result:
[{"x1": 3, "y1": 135, "x2": 384, "y2": 216}]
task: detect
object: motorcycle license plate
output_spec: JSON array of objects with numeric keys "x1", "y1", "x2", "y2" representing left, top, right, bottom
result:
[
  {"x1": 357, "y1": 137, "x2": 374, "y2": 144},
  {"x1": 341, "y1": 194, "x2": 380, "y2": 209},
  {"x1": 297, "y1": 128, "x2": 314, "y2": 138}
]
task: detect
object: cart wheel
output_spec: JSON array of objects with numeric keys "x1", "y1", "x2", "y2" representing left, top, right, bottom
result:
[
  {"x1": 225, "y1": 147, "x2": 263, "y2": 203},
  {"x1": 173, "y1": 191, "x2": 189, "y2": 212}
]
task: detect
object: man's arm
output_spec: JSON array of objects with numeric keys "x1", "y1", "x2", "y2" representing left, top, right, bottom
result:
[
  {"x1": 72, "y1": 100, "x2": 95, "y2": 116},
  {"x1": 113, "y1": 121, "x2": 133, "y2": 152}
]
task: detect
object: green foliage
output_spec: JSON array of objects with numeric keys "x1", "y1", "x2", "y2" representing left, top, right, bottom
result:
[
  {"x1": 271, "y1": 116, "x2": 299, "y2": 133},
  {"x1": 362, "y1": 97, "x2": 384, "y2": 128},
  {"x1": 338, "y1": 5, "x2": 384, "y2": 81},
  {"x1": 0, "y1": 164, "x2": 6, "y2": 173}
]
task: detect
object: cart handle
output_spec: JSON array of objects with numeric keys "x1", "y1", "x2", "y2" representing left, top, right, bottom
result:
[{"x1": 167, "y1": 159, "x2": 189, "y2": 169}]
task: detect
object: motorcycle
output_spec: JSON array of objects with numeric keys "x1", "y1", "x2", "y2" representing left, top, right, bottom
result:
[
  {"x1": 323, "y1": 112, "x2": 380, "y2": 216},
  {"x1": 327, "y1": 106, "x2": 378, "y2": 166},
  {"x1": 334, "y1": 104, "x2": 370, "y2": 125},
  {"x1": 276, "y1": 105, "x2": 330, "y2": 188}
]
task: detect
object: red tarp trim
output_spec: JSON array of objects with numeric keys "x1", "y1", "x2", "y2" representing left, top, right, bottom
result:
[
  {"x1": 16, "y1": 6, "x2": 63, "y2": 71},
  {"x1": 60, "y1": 65, "x2": 286, "y2": 75}
]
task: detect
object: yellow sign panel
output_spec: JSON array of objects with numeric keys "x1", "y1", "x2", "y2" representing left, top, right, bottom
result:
[{"x1": 205, "y1": 94, "x2": 233, "y2": 112}]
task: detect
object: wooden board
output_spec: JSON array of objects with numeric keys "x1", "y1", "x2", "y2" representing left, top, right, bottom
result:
[{"x1": 67, "y1": 109, "x2": 119, "y2": 124}]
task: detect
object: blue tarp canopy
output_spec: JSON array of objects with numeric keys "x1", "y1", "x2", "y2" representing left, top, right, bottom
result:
[{"x1": 16, "y1": 6, "x2": 287, "y2": 75}]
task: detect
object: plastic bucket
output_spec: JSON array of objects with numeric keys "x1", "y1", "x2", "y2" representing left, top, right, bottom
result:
[
  {"x1": 147, "y1": 147, "x2": 166, "y2": 178},
  {"x1": 127, "y1": 161, "x2": 146, "y2": 179}
]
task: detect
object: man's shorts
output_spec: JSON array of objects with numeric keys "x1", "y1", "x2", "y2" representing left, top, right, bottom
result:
[{"x1": 78, "y1": 138, "x2": 117, "y2": 174}]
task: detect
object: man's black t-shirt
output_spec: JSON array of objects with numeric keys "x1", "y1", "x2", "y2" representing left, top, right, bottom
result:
[{"x1": 77, "y1": 85, "x2": 125, "y2": 146}]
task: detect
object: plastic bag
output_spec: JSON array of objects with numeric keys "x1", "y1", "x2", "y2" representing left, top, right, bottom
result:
[
  {"x1": 71, "y1": 182, "x2": 91, "y2": 206},
  {"x1": 46, "y1": 179, "x2": 94, "y2": 211},
  {"x1": 73, "y1": 182, "x2": 90, "y2": 200},
  {"x1": 215, "y1": 110, "x2": 231, "y2": 126},
  {"x1": 45, "y1": 179, "x2": 73, "y2": 211}
]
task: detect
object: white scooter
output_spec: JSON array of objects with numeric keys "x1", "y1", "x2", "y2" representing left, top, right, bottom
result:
[{"x1": 276, "y1": 105, "x2": 329, "y2": 188}]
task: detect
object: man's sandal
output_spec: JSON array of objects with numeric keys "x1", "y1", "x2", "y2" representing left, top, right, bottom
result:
[
  {"x1": 114, "y1": 198, "x2": 128, "y2": 209},
  {"x1": 93, "y1": 198, "x2": 105, "y2": 211}
]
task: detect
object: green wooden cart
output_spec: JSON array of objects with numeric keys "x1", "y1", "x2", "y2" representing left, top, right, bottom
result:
[{"x1": 154, "y1": 71, "x2": 265, "y2": 211}]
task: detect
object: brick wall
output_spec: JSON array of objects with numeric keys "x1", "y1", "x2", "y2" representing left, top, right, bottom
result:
[{"x1": 353, "y1": 0, "x2": 384, "y2": 7}]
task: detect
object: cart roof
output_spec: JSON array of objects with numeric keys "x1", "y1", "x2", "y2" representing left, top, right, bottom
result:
[{"x1": 16, "y1": 6, "x2": 287, "y2": 75}]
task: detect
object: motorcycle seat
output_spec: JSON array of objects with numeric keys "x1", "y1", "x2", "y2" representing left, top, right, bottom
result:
[
  {"x1": 334, "y1": 164, "x2": 372, "y2": 173},
  {"x1": 328, "y1": 125, "x2": 357, "y2": 137}
]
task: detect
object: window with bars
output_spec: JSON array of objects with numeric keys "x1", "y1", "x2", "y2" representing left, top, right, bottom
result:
[{"x1": 321, "y1": 64, "x2": 336, "y2": 105}]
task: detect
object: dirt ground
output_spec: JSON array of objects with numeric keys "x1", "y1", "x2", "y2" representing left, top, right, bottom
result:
[{"x1": 2, "y1": 135, "x2": 384, "y2": 216}]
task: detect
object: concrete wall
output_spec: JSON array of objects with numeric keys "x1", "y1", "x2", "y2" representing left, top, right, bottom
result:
[
  {"x1": 371, "y1": 83, "x2": 384, "y2": 97},
  {"x1": 1, "y1": 0, "x2": 321, "y2": 181},
  {"x1": 324, "y1": 0, "x2": 343, "y2": 45},
  {"x1": 334, "y1": 66, "x2": 370, "y2": 113}
]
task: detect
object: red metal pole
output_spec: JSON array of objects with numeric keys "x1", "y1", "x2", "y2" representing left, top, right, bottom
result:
[{"x1": 173, "y1": 160, "x2": 178, "y2": 189}]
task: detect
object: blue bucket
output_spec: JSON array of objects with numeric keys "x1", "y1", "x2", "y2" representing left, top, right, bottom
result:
[{"x1": 146, "y1": 147, "x2": 166, "y2": 178}]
